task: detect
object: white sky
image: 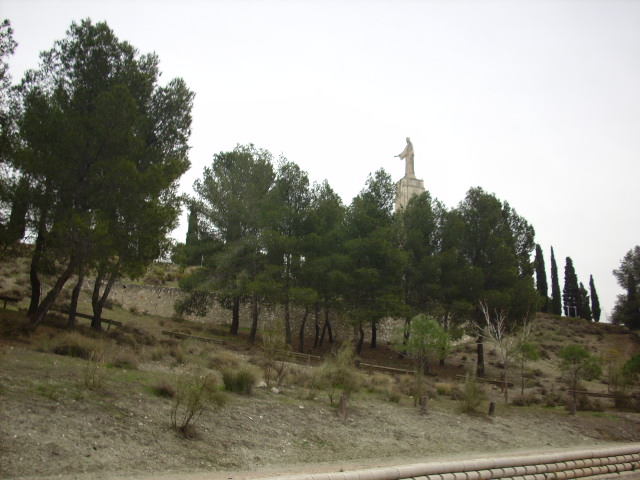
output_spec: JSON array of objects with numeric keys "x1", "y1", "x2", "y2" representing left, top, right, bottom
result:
[{"x1": 2, "y1": 0, "x2": 639, "y2": 320}]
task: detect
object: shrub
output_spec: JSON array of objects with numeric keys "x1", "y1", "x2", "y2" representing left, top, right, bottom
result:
[
  {"x1": 150, "y1": 381, "x2": 176, "y2": 398},
  {"x1": 459, "y1": 373, "x2": 485, "y2": 414},
  {"x1": 543, "y1": 389, "x2": 566, "y2": 407},
  {"x1": 222, "y1": 368, "x2": 258, "y2": 395},
  {"x1": 285, "y1": 364, "x2": 314, "y2": 388},
  {"x1": 363, "y1": 372, "x2": 393, "y2": 395},
  {"x1": 52, "y1": 332, "x2": 102, "y2": 360},
  {"x1": 208, "y1": 349, "x2": 242, "y2": 371},
  {"x1": 387, "y1": 388, "x2": 401, "y2": 403},
  {"x1": 576, "y1": 394, "x2": 604, "y2": 412},
  {"x1": 108, "y1": 325, "x2": 157, "y2": 347},
  {"x1": 107, "y1": 351, "x2": 138, "y2": 370},
  {"x1": 435, "y1": 382, "x2": 454, "y2": 396},
  {"x1": 171, "y1": 372, "x2": 227, "y2": 435},
  {"x1": 314, "y1": 343, "x2": 362, "y2": 406},
  {"x1": 83, "y1": 350, "x2": 105, "y2": 390},
  {"x1": 511, "y1": 393, "x2": 541, "y2": 406},
  {"x1": 149, "y1": 346, "x2": 165, "y2": 361},
  {"x1": 260, "y1": 316, "x2": 289, "y2": 387},
  {"x1": 170, "y1": 345, "x2": 185, "y2": 364}
]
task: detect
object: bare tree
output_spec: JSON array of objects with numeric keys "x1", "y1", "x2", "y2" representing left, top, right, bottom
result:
[{"x1": 478, "y1": 301, "x2": 533, "y2": 403}]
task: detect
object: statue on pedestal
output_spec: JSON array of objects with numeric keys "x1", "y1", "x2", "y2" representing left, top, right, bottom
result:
[
  {"x1": 395, "y1": 137, "x2": 415, "y2": 178},
  {"x1": 393, "y1": 136, "x2": 424, "y2": 212}
]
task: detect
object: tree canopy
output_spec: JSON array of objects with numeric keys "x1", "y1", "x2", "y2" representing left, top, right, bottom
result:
[{"x1": 5, "y1": 19, "x2": 193, "y2": 328}]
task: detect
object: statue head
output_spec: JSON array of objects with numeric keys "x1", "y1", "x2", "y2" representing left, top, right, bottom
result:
[{"x1": 406, "y1": 137, "x2": 411, "y2": 143}]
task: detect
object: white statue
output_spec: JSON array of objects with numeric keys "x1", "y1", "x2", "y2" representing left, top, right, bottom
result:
[{"x1": 395, "y1": 137, "x2": 415, "y2": 178}]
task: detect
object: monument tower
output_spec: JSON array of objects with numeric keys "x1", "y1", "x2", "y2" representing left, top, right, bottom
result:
[{"x1": 394, "y1": 137, "x2": 425, "y2": 211}]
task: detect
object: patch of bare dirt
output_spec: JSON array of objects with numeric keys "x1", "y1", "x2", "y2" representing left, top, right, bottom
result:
[{"x1": 2, "y1": 344, "x2": 640, "y2": 480}]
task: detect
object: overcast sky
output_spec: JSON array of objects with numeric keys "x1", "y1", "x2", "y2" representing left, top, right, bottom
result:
[{"x1": 3, "y1": 0, "x2": 639, "y2": 320}]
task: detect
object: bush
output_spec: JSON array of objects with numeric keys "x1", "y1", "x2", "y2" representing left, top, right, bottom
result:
[
  {"x1": 51, "y1": 332, "x2": 102, "y2": 360},
  {"x1": 511, "y1": 393, "x2": 541, "y2": 406},
  {"x1": 285, "y1": 364, "x2": 314, "y2": 388},
  {"x1": 542, "y1": 389, "x2": 566, "y2": 407},
  {"x1": 222, "y1": 368, "x2": 258, "y2": 395},
  {"x1": 314, "y1": 343, "x2": 362, "y2": 406},
  {"x1": 171, "y1": 372, "x2": 227, "y2": 435},
  {"x1": 260, "y1": 316, "x2": 289, "y2": 388},
  {"x1": 83, "y1": 350, "x2": 105, "y2": 390},
  {"x1": 576, "y1": 394, "x2": 604, "y2": 412},
  {"x1": 170, "y1": 345, "x2": 185, "y2": 364},
  {"x1": 459, "y1": 373, "x2": 485, "y2": 414},
  {"x1": 107, "y1": 351, "x2": 138, "y2": 370},
  {"x1": 150, "y1": 381, "x2": 176, "y2": 398},
  {"x1": 107, "y1": 325, "x2": 157, "y2": 347},
  {"x1": 435, "y1": 382, "x2": 454, "y2": 396},
  {"x1": 208, "y1": 349, "x2": 242, "y2": 371}
]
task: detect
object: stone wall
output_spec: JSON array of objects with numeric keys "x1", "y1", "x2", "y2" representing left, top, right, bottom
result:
[{"x1": 111, "y1": 282, "x2": 400, "y2": 345}]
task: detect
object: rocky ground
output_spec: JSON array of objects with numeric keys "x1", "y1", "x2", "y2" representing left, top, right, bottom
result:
[{"x1": 2, "y1": 337, "x2": 640, "y2": 480}]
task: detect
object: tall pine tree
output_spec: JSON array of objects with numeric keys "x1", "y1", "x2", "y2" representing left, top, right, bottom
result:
[
  {"x1": 534, "y1": 244, "x2": 548, "y2": 312},
  {"x1": 550, "y1": 247, "x2": 562, "y2": 315},
  {"x1": 563, "y1": 257, "x2": 580, "y2": 318},
  {"x1": 589, "y1": 275, "x2": 601, "y2": 322}
]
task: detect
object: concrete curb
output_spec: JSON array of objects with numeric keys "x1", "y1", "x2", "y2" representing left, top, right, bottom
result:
[{"x1": 260, "y1": 444, "x2": 640, "y2": 480}]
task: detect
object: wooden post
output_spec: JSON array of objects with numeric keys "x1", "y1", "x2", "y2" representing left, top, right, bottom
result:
[
  {"x1": 339, "y1": 394, "x2": 347, "y2": 420},
  {"x1": 488, "y1": 401, "x2": 496, "y2": 417},
  {"x1": 420, "y1": 396, "x2": 428, "y2": 415}
]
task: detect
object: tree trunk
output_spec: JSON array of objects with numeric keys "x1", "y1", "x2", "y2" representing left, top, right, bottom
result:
[
  {"x1": 27, "y1": 226, "x2": 46, "y2": 316},
  {"x1": 284, "y1": 294, "x2": 292, "y2": 347},
  {"x1": 521, "y1": 360, "x2": 525, "y2": 395},
  {"x1": 476, "y1": 335, "x2": 485, "y2": 377},
  {"x1": 422, "y1": 357, "x2": 430, "y2": 376},
  {"x1": 68, "y1": 264, "x2": 85, "y2": 328},
  {"x1": 248, "y1": 295, "x2": 259, "y2": 345},
  {"x1": 370, "y1": 321, "x2": 377, "y2": 348},
  {"x1": 313, "y1": 303, "x2": 320, "y2": 349},
  {"x1": 91, "y1": 258, "x2": 122, "y2": 331},
  {"x1": 355, "y1": 322, "x2": 365, "y2": 355},
  {"x1": 503, "y1": 360, "x2": 509, "y2": 404},
  {"x1": 230, "y1": 296, "x2": 240, "y2": 335},
  {"x1": 29, "y1": 256, "x2": 76, "y2": 329},
  {"x1": 298, "y1": 306, "x2": 310, "y2": 353},
  {"x1": 319, "y1": 307, "x2": 333, "y2": 347},
  {"x1": 403, "y1": 316, "x2": 411, "y2": 345}
]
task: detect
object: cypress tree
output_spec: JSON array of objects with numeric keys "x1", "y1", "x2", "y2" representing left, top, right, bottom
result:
[
  {"x1": 534, "y1": 244, "x2": 548, "y2": 312},
  {"x1": 185, "y1": 203, "x2": 200, "y2": 247},
  {"x1": 550, "y1": 247, "x2": 562, "y2": 315},
  {"x1": 562, "y1": 257, "x2": 580, "y2": 318},
  {"x1": 578, "y1": 282, "x2": 592, "y2": 321},
  {"x1": 589, "y1": 275, "x2": 601, "y2": 322}
]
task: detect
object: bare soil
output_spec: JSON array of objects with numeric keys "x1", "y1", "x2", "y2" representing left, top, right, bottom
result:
[{"x1": 2, "y1": 320, "x2": 640, "y2": 480}]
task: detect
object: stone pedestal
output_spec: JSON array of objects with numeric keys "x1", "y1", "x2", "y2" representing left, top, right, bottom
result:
[{"x1": 395, "y1": 175, "x2": 425, "y2": 211}]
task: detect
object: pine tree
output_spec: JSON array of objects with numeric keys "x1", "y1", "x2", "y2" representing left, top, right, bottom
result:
[
  {"x1": 589, "y1": 275, "x2": 601, "y2": 322},
  {"x1": 612, "y1": 246, "x2": 640, "y2": 330},
  {"x1": 534, "y1": 244, "x2": 548, "y2": 312},
  {"x1": 563, "y1": 257, "x2": 580, "y2": 318},
  {"x1": 578, "y1": 282, "x2": 592, "y2": 321},
  {"x1": 550, "y1": 247, "x2": 562, "y2": 315}
]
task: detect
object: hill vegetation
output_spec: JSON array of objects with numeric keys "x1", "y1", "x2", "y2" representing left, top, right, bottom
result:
[{"x1": 1, "y1": 271, "x2": 639, "y2": 478}]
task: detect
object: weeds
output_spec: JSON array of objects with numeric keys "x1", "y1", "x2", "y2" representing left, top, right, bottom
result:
[
  {"x1": 51, "y1": 332, "x2": 102, "y2": 360},
  {"x1": 222, "y1": 368, "x2": 258, "y2": 394},
  {"x1": 170, "y1": 371, "x2": 227, "y2": 436},
  {"x1": 459, "y1": 373, "x2": 485, "y2": 414},
  {"x1": 83, "y1": 349, "x2": 105, "y2": 390}
]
